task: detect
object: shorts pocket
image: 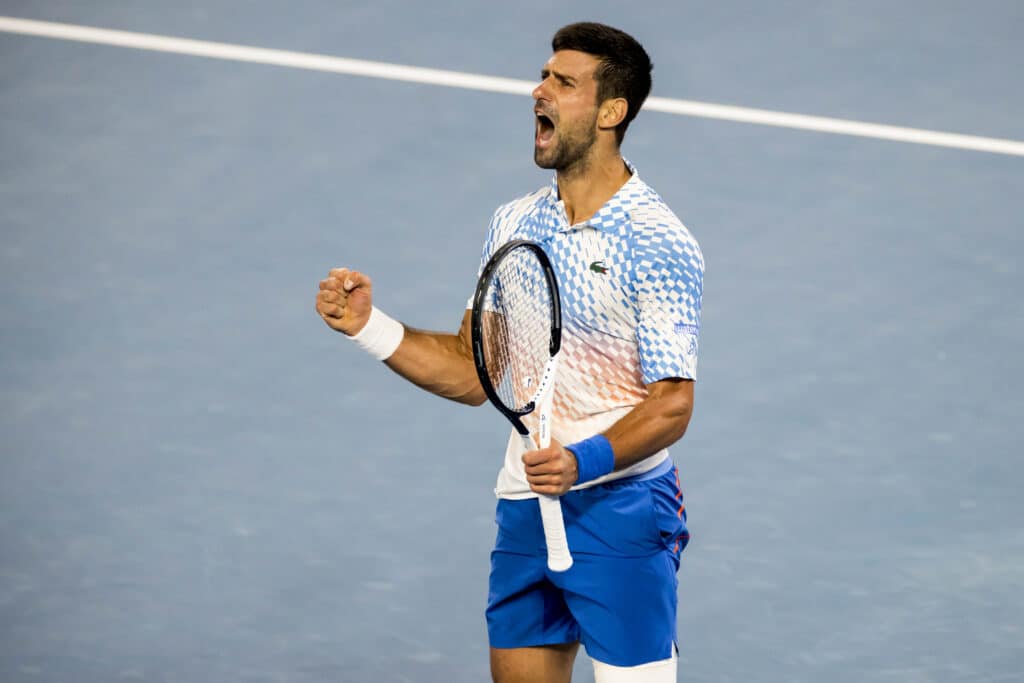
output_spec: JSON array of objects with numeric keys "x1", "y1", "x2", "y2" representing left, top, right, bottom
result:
[
  {"x1": 565, "y1": 481, "x2": 666, "y2": 557},
  {"x1": 648, "y1": 481, "x2": 689, "y2": 565}
]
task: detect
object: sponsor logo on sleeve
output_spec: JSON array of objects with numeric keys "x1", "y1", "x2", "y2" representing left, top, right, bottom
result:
[{"x1": 674, "y1": 322, "x2": 699, "y2": 356}]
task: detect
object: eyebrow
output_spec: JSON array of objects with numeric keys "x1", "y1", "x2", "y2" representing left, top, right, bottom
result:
[{"x1": 540, "y1": 68, "x2": 576, "y2": 86}]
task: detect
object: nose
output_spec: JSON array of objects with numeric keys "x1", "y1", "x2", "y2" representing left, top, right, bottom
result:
[{"x1": 532, "y1": 78, "x2": 549, "y2": 102}]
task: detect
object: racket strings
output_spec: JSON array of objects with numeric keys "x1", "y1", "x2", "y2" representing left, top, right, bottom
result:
[{"x1": 481, "y1": 248, "x2": 554, "y2": 412}]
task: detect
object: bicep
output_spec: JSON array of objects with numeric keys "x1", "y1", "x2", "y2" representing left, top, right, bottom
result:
[{"x1": 645, "y1": 377, "x2": 694, "y2": 418}]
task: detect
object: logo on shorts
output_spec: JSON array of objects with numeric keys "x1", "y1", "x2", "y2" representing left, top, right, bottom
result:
[{"x1": 589, "y1": 260, "x2": 609, "y2": 275}]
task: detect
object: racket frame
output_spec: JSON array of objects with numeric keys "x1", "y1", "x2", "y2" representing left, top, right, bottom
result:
[{"x1": 470, "y1": 239, "x2": 562, "y2": 433}]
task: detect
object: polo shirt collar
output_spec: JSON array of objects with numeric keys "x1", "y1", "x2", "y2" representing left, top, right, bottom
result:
[{"x1": 547, "y1": 158, "x2": 640, "y2": 232}]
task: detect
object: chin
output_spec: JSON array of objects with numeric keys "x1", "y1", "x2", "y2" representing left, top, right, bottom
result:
[{"x1": 534, "y1": 153, "x2": 557, "y2": 170}]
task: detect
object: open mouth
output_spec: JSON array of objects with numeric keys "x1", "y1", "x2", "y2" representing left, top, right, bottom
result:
[{"x1": 535, "y1": 112, "x2": 555, "y2": 147}]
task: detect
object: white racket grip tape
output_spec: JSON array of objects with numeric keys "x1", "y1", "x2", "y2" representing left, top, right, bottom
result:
[
  {"x1": 539, "y1": 494, "x2": 573, "y2": 572},
  {"x1": 347, "y1": 306, "x2": 404, "y2": 360}
]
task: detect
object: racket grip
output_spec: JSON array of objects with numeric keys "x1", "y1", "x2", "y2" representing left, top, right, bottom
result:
[
  {"x1": 521, "y1": 431, "x2": 574, "y2": 572},
  {"x1": 538, "y1": 494, "x2": 573, "y2": 572}
]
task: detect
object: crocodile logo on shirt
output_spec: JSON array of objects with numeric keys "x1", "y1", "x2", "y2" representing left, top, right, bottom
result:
[{"x1": 589, "y1": 260, "x2": 609, "y2": 275}]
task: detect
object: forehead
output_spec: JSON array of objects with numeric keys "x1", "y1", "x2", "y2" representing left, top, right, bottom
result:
[{"x1": 543, "y1": 49, "x2": 601, "y2": 80}]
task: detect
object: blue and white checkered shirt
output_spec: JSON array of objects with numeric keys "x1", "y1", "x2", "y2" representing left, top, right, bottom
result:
[{"x1": 473, "y1": 161, "x2": 704, "y2": 498}]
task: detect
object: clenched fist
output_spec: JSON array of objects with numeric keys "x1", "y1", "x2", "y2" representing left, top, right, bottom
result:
[
  {"x1": 316, "y1": 268, "x2": 373, "y2": 336},
  {"x1": 523, "y1": 440, "x2": 579, "y2": 495}
]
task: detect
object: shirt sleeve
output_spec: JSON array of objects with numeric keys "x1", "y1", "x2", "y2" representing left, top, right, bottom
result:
[
  {"x1": 635, "y1": 225, "x2": 704, "y2": 383},
  {"x1": 465, "y1": 209, "x2": 503, "y2": 310}
]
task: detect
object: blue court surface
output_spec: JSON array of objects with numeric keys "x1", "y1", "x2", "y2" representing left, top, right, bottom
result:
[{"x1": 2, "y1": 2, "x2": 1022, "y2": 681}]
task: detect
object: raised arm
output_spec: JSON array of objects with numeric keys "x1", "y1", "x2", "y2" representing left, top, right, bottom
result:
[{"x1": 316, "y1": 267, "x2": 485, "y2": 406}]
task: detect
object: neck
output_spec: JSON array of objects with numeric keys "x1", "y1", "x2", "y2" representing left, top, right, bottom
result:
[{"x1": 556, "y1": 148, "x2": 631, "y2": 226}]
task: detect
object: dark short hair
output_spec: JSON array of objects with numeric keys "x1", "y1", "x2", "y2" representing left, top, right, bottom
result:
[{"x1": 552, "y1": 22, "x2": 653, "y2": 144}]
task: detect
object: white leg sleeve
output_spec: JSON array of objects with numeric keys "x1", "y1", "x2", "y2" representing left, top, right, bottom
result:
[{"x1": 592, "y1": 647, "x2": 677, "y2": 683}]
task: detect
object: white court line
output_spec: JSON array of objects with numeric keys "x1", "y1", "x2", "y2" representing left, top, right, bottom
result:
[{"x1": 2, "y1": 15, "x2": 1023, "y2": 157}]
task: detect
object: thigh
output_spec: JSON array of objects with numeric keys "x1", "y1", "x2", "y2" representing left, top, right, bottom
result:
[
  {"x1": 490, "y1": 642, "x2": 580, "y2": 683},
  {"x1": 554, "y1": 469, "x2": 687, "y2": 667},
  {"x1": 486, "y1": 550, "x2": 580, "y2": 649},
  {"x1": 561, "y1": 551, "x2": 678, "y2": 667},
  {"x1": 487, "y1": 499, "x2": 581, "y2": 650}
]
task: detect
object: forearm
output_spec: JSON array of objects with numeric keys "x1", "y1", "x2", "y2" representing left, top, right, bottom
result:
[
  {"x1": 602, "y1": 379, "x2": 694, "y2": 470},
  {"x1": 383, "y1": 324, "x2": 485, "y2": 405},
  {"x1": 317, "y1": 270, "x2": 485, "y2": 405},
  {"x1": 527, "y1": 379, "x2": 694, "y2": 495}
]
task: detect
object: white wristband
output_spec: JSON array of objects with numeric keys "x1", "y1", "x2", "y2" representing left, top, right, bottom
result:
[{"x1": 347, "y1": 306, "x2": 404, "y2": 361}]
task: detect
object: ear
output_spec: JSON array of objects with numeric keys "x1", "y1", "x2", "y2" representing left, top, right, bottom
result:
[{"x1": 597, "y1": 97, "x2": 628, "y2": 131}]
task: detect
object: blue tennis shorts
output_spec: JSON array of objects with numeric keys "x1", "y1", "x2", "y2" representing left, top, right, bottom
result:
[{"x1": 486, "y1": 460, "x2": 689, "y2": 667}]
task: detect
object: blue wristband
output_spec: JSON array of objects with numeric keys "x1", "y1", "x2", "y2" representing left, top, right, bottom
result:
[{"x1": 566, "y1": 434, "x2": 615, "y2": 485}]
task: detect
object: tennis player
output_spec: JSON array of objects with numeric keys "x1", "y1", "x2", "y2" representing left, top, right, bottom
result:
[{"x1": 317, "y1": 22, "x2": 703, "y2": 683}]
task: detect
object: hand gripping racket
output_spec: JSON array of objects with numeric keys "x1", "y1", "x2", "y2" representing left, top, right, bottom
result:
[{"x1": 471, "y1": 239, "x2": 573, "y2": 572}]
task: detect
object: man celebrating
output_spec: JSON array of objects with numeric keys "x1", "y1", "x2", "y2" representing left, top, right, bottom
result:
[{"x1": 317, "y1": 22, "x2": 704, "y2": 683}]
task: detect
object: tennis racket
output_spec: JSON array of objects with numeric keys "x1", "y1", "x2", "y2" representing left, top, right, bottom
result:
[{"x1": 471, "y1": 239, "x2": 572, "y2": 572}]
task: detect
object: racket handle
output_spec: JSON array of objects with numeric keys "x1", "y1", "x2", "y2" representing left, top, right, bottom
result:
[
  {"x1": 538, "y1": 494, "x2": 573, "y2": 572},
  {"x1": 521, "y1": 406, "x2": 573, "y2": 572}
]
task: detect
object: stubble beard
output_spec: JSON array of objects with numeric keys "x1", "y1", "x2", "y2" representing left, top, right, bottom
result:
[{"x1": 534, "y1": 114, "x2": 599, "y2": 178}]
